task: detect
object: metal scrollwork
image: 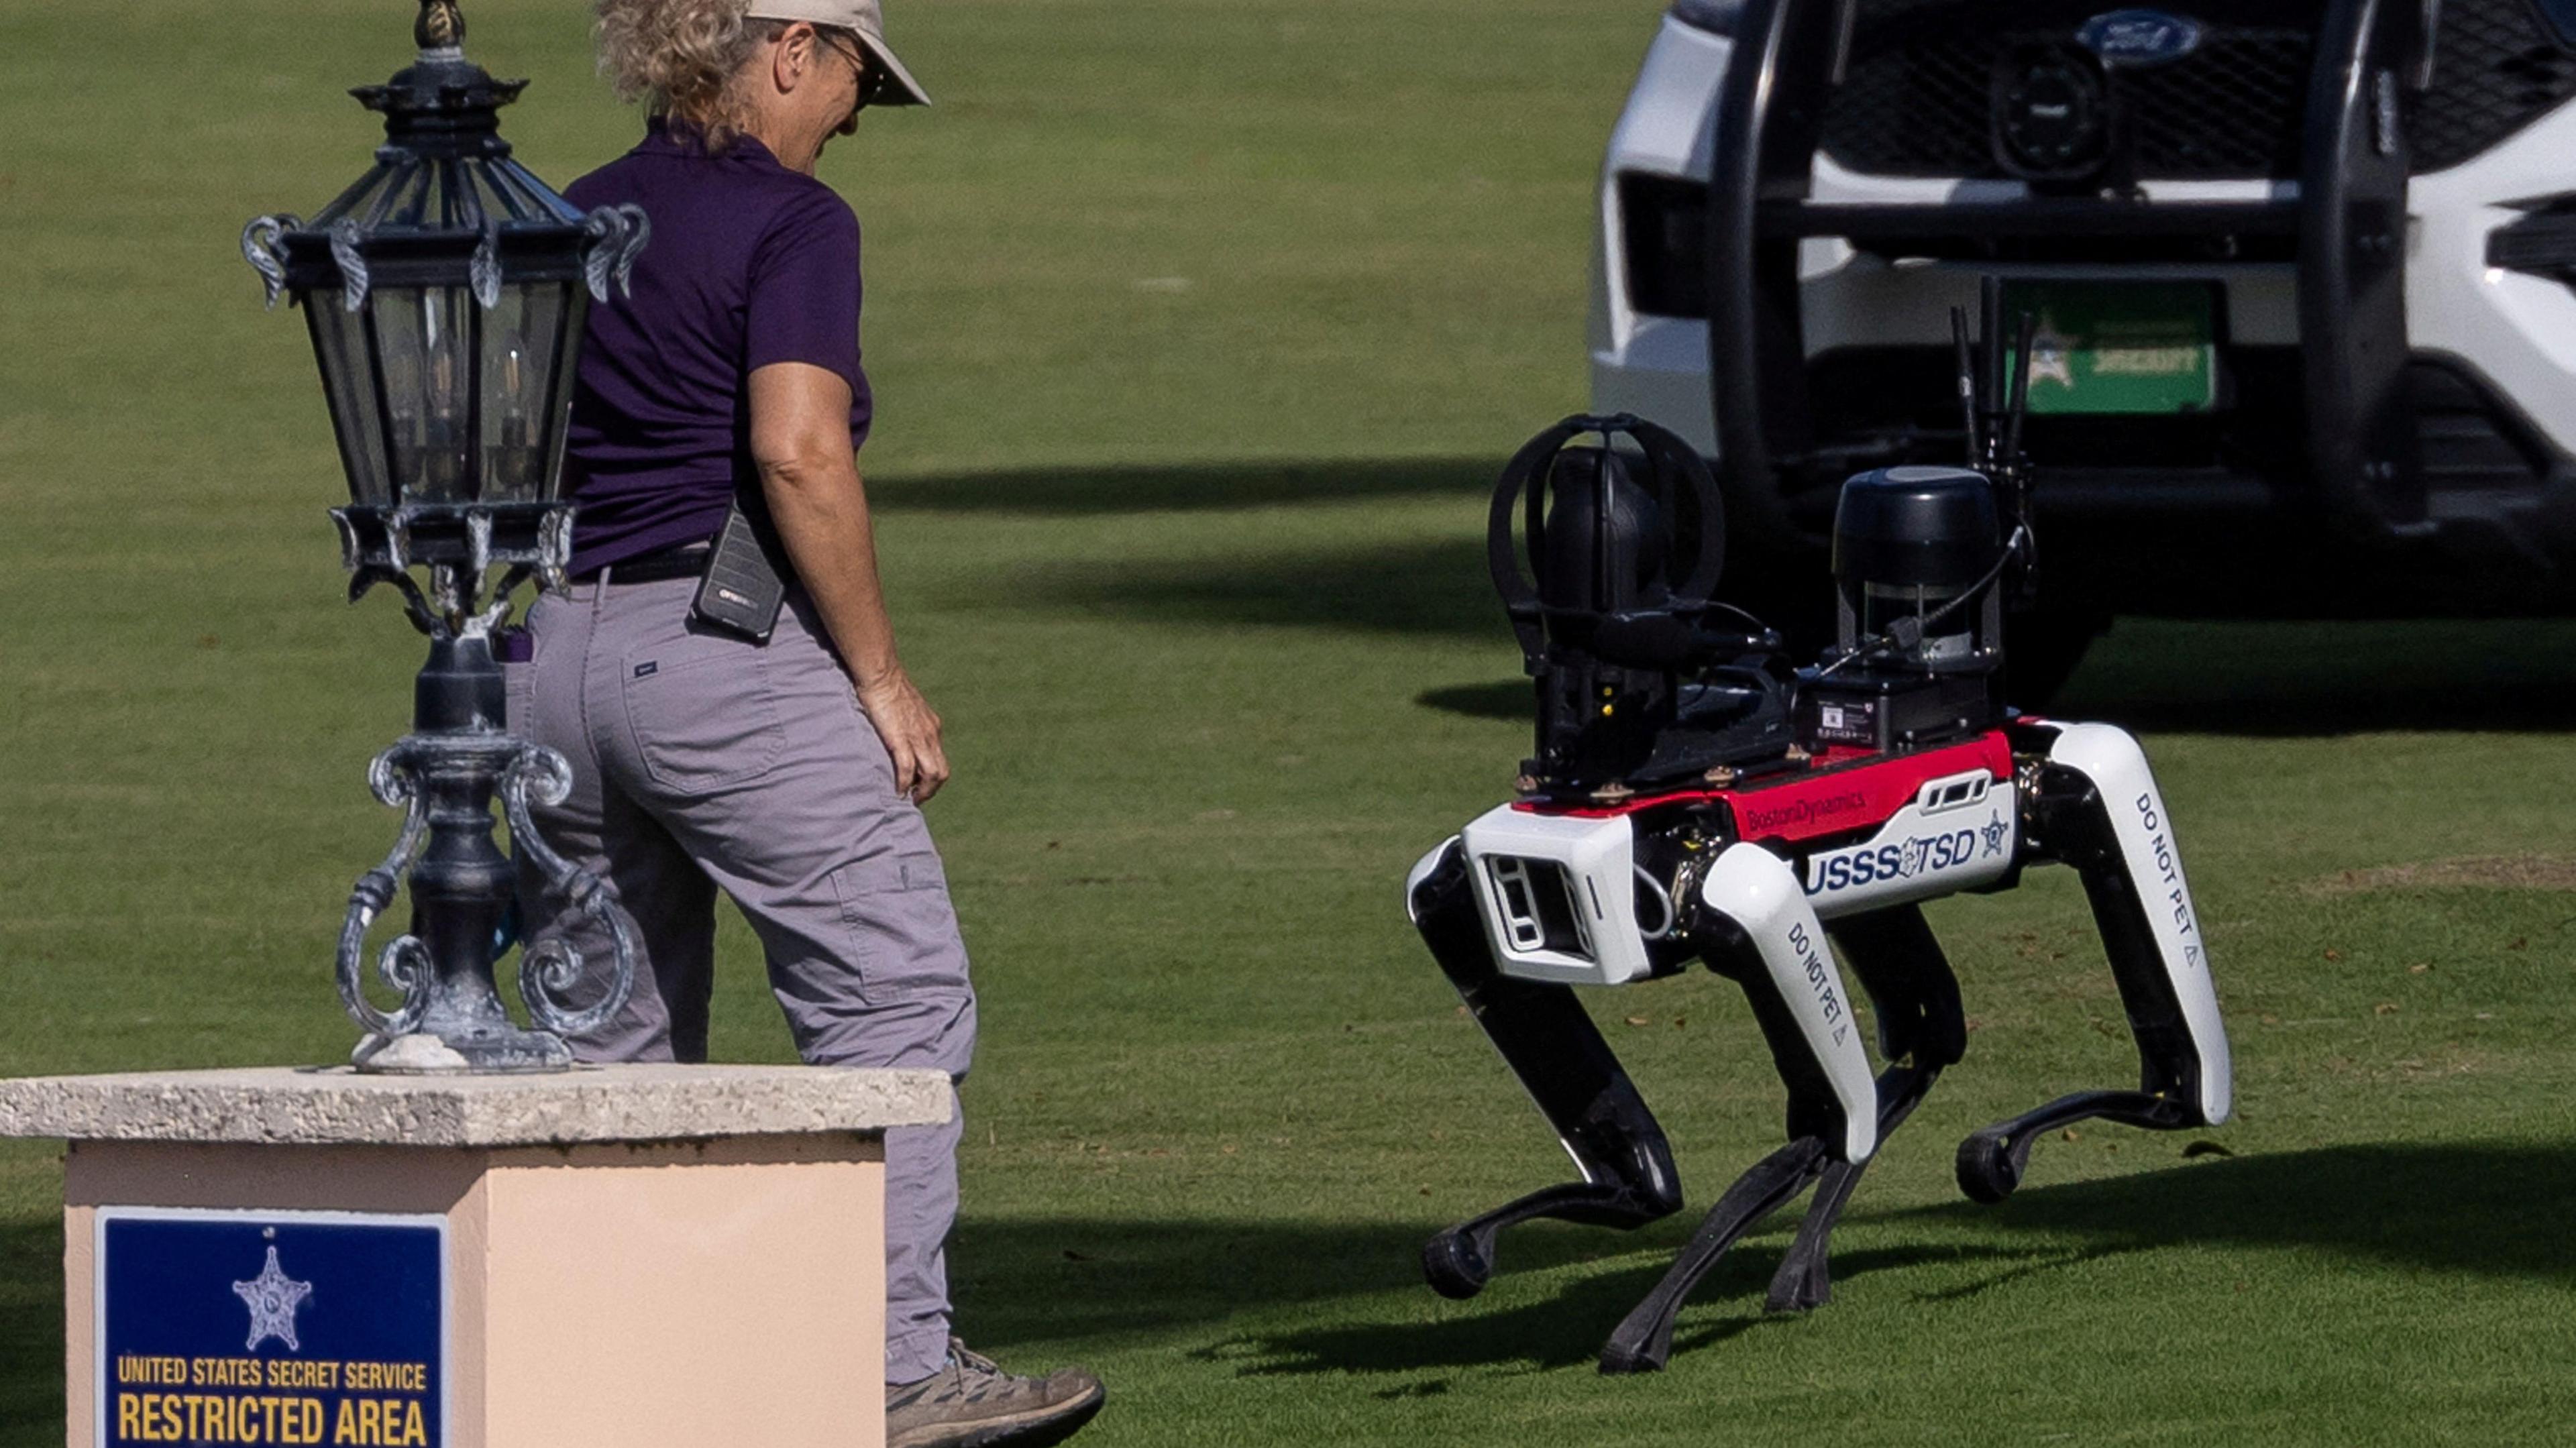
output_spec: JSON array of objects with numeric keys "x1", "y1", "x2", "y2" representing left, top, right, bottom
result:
[
  {"x1": 468, "y1": 568, "x2": 527, "y2": 637},
  {"x1": 330, "y1": 218, "x2": 372, "y2": 313},
  {"x1": 581, "y1": 204, "x2": 652, "y2": 303},
  {"x1": 580, "y1": 209, "x2": 621, "y2": 303},
  {"x1": 535, "y1": 506, "x2": 575, "y2": 592},
  {"x1": 347, "y1": 565, "x2": 442, "y2": 636},
  {"x1": 335, "y1": 750, "x2": 435, "y2": 1038},
  {"x1": 240, "y1": 215, "x2": 297, "y2": 310},
  {"x1": 500, "y1": 746, "x2": 639, "y2": 1036},
  {"x1": 611, "y1": 203, "x2": 651, "y2": 296},
  {"x1": 427, "y1": 565, "x2": 467, "y2": 628},
  {"x1": 466, "y1": 511, "x2": 494, "y2": 583}
]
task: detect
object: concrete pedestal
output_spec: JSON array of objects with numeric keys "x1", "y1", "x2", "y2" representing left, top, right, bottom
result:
[{"x1": 0, "y1": 1064, "x2": 951, "y2": 1448}]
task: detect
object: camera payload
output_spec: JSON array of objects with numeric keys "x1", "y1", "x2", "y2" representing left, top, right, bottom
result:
[
  {"x1": 1803, "y1": 465, "x2": 2010, "y2": 749},
  {"x1": 1403, "y1": 282, "x2": 2233, "y2": 1373}
]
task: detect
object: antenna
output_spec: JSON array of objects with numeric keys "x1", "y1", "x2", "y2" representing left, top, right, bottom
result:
[
  {"x1": 1979, "y1": 275, "x2": 2009, "y2": 459},
  {"x1": 1952, "y1": 281, "x2": 2040, "y2": 602},
  {"x1": 2004, "y1": 309, "x2": 2035, "y2": 467},
  {"x1": 1951, "y1": 306, "x2": 1980, "y2": 464}
]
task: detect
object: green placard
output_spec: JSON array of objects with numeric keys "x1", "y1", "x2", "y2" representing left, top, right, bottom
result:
[{"x1": 2001, "y1": 282, "x2": 2218, "y2": 414}]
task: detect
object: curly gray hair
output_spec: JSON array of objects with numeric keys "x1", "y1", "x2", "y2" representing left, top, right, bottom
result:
[{"x1": 592, "y1": 0, "x2": 788, "y2": 144}]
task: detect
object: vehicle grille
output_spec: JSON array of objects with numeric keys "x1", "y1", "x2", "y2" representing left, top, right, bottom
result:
[
  {"x1": 1817, "y1": 0, "x2": 2576, "y2": 182},
  {"x1": 1821, "y1": 0, "x2": 2316, "y2": 180},
  {"x1": 2414, "y1": 0, "x2": 2576, "y2": 170},
  {"x1": 1615, "y1": 173, "x2": 2297, "y2": 322}
]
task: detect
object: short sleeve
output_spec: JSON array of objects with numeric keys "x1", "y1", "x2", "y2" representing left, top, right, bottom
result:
[{"x1": 745, "y1": 186, "x2": 864, "y2": 396}]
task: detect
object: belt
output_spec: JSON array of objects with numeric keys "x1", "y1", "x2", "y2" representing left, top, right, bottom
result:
[{"x1": 583, "y1": 543, "x2": 712, "y2": 586}]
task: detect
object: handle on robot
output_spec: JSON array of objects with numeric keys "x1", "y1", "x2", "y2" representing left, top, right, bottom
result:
[
  {"x1": 1487, "y1": 419, "x2": 1591, "y2": 647},
  {"x1": 1694, "y1": 845, "x2": 1881, "y2": 1162},
  {"x1": 1631, "y1": 421, "x2": 1727, "y2": 609},
  {"x1": 1485, "y1": 414, "x2": 1730, "y2": 664}
]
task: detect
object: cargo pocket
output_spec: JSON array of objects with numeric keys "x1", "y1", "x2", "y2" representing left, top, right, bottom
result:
[
  {"x1": 828, "y1": 850, "x2": 970, "y2": 1003},
  {"x1": 619, "y1": 641, "x2": 785, "y2": 790}
]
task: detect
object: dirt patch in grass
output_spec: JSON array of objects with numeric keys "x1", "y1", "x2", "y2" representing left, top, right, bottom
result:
[{"x1": 2305, "y1": 855, "x2": 2576, "y2": 895}]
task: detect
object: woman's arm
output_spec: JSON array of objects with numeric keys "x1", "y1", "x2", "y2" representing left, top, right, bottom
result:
[{"x1": 747, "y1": 359, "x2": 949, "y2": 803}]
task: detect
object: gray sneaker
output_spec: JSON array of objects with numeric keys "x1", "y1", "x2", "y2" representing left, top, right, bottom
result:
[{"x1": 885, "y1": 1340, "x2": 1106, "y2": 1448}]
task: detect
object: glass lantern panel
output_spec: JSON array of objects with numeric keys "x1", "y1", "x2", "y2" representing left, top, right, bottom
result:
[
  {"x1": 543, "y1": 287, "x2": 593, "y2": 500},
  {"x1": 372, "y1": 285, "x2": 478, "y2": 504},
  {"x1": 477, "y1": 280, "x2": 569, "y2": 503},
  {"x1": 305, "y1": 301, "x2": 392, "y2": 504}
]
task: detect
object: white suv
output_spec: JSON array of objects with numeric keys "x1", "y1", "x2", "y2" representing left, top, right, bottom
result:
[{"x1": 1592, "y1": 0, "x2": 2576, "y2": 681}]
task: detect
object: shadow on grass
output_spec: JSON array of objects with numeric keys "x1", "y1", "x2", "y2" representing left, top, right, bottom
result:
[
  {"x1": 1015, "y1": 537, "x2": 1499, "y2": 639},
  {"x1": 2049, "y1": 620, "x2": 2576, "y2": 735},
  {"x1": 872, "y1": 458, "x2": 1497, "y2": 516},
  {"x1": 1203, "y1": 1237, "x2": 2080, "y2": 1379},
  {"x1": 1896, "y1": 1138, "x2": 2576, "y2": 1282},
  {"x1": 0, "y1": 1217, "x2": 64, "y2": 1441},
  {"x1": 1415, "y1": 681, "x2": 1527, "y2": 721},
  {"x1": 956, "y1": 1141, "x2": 2576, "y2": 1376}
]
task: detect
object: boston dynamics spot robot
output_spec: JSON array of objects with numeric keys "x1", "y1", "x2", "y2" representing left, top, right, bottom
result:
[{"x1": 1405, "y1": 292, "x2": 2231, "y2": 1374}]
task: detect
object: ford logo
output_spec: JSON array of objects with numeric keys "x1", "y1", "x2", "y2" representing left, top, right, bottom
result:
[{"x1": 2077, "y1": 9, "x2": 2204, "y2": 67}]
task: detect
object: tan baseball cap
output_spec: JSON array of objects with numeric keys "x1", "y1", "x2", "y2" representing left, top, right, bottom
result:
[{"x1": 743, "y1": 0, "x2": 931, "y2": 107}]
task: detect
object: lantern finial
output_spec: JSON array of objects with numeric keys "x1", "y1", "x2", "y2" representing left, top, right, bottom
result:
[{"x1": 415, "y1": 0, "x2": 465, "y2": 52}]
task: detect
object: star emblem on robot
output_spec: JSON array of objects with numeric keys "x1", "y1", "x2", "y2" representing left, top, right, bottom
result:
[{"x1": 232, "y1": 1245, "x2": 313, "y2": 1353}]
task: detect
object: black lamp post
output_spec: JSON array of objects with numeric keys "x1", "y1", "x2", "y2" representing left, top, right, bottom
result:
[{"x1": 242, "y1": 0, "x2": 644, "y2": 1072}]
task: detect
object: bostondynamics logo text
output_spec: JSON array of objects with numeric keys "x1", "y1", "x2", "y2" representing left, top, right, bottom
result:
[{"x1": 1735, "y1": 789, "x2": 1870, "y2": 836}]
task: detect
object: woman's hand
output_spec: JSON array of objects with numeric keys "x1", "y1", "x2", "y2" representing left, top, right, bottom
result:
[
  {"x1": 854, "y1": 661, "x2": 949, "y2": 803},
  {"x1": 748, "y1": 361, "x2": 950, "y2": 803}
]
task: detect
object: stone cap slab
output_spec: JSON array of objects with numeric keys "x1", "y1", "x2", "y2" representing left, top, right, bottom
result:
[{"x1": 0, "y1": 1064, "x2": 951, "y2": 1147}]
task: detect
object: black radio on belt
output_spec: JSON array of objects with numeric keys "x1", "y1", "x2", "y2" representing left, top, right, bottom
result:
[{"x1": 690, "y1": 496, "x2": 790, "y2": 643}]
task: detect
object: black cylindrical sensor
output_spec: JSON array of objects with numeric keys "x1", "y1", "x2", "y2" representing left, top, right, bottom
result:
[
  {"x1": 1832, "y1": 465, "x2": 2002, "y2": 670},
  {"x1": 1833, "y1": 466, "x2": 1999, "y2": 587}
]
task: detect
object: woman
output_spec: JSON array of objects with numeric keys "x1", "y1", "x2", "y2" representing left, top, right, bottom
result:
[{"x1": 513, "y1": 3, "x2": 1104, "y2": 1444}]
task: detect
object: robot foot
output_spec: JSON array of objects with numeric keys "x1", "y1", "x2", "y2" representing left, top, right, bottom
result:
[
  {"x1": 1599, "y1": 1139, "x2": 1829, "y2": 1374},
  {"x1": 1763, "y1": 1060, "x2": 1945, "y2": 1313},
  {"x1": 1422, "y1": 1182, "x2": 1678, "y2": 1300},
  {"x1": 1956, "y1": 1088, "x2": 2196, "y2": 1204},
  {"x1": 1421, "y1": 1225, "x2": 1497, "y2": 1300}
]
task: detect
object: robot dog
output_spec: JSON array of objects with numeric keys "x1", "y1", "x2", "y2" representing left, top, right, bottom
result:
[{"x1": 1404, "y1": 304, "x2": 2231, "y2": 1374}]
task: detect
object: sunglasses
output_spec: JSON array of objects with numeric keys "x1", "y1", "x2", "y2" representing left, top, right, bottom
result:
[{"x1": 816, "y1": 27, "x2": 892, "y2": 111}]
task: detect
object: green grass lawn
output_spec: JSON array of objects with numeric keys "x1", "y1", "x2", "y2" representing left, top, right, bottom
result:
[{"x1": 5, "y1": 0, "x2": 2576, "y2": 1442}]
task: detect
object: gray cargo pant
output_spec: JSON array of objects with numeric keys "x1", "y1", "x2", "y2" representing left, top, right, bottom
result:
[{"x1": 506, "y1": 571, "x2": 976, "y2": 1386}]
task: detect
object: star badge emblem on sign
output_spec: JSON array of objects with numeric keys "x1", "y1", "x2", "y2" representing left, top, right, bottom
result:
[
  {"x1": 233, "y1": 1245, "x2": 313, "y2": 1353},
  {"x1": 1980, "y1": 813, "x2": 2008, "y2": 858},
  {"x1": 2026, "y1": 312, "x2": 2077, "y2": 390}
]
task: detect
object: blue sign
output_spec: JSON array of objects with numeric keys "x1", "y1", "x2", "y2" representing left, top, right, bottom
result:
[{"x1": 97, "y1": 1209, "x2": 444, "y2": 1447}]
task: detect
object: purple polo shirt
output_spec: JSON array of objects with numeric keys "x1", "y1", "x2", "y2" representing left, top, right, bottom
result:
[{"x1": 559, "y1": 120, "x2": 872, "y2": 575}]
